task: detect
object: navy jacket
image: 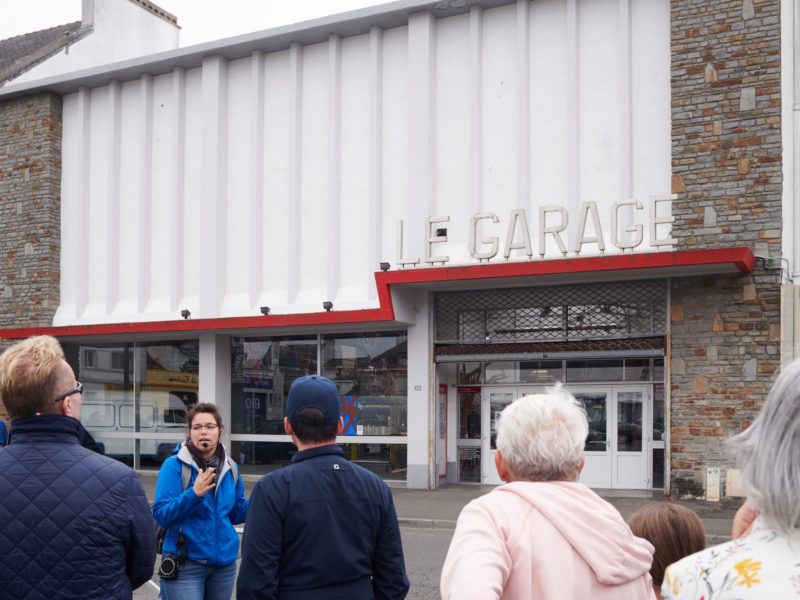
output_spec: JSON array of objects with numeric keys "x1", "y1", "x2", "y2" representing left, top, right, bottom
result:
[
  {"x1": 236, "y1": 444, "x2": 409, "y2": 600},
  {"x1": 0, "y1": 415, "x2": 156, "y2": 599}
]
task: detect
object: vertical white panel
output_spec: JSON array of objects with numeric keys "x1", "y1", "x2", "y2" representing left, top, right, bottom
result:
[
  {"x1": 298, "y1": 41, "x2": 328, "y2": 306},
  {"x1": 565, "y1": 0, "x2": 580, "y2": 254},
  {"x1": 181, "y1": 68, "x2": 202, "y2": 312},
  {"x1": 287, "y1": 43, "x2": 303, "y2": 305},
  {"x1": 380, "y1": 26, "x2": 409, "y2": 267},
  {"x1": 138, "y1": 75, "x2": 154, "y2": 312},
  {"x1": 199, "y1": 56, "x2": 228, "y2": 317},
  {"x1": 85, "y1": 87, "x2": 110, "y2": 318},
  {"x1": 148, "y1": 72, "x2": 175, "y2": 314},
  {"x1": 578, "y1": 0, "x2": 620, "y2": 253},
  {"x1": 261, "y1": 49, "x2": 291, "y2": 309},
  {"x1": 171, "y1": 67, "x2": 186, "y2": 312},
  {"x1": 632, "y1": 0, "x2": 670, "y2": 252},
  {"x1": 469, "y1": 6, "x2": 484, "y2": 217},
  {"x1": 482, "y1": 5, "x2": 517, "y2": 220},
  {"x1": 221, "y1": 57, "x2": 253, "y2": 315},
  {"x1": 249, "y1": 52, "x2": 265, "y2": 308},
  {"x1": 408, "y1": 12, "x2": 437, "y2": 260},
  {"x1": 115, "y1": 80, "x2": 143, "y2": 317},
  {"x1": 530, "y1": 0, "x2": 568, "y2": 226},
  {"x1": 435, "y1": 13, "x2": 470, "y2": 264},
  {"x1": 106, "y1": 81, "x2": 121, "y2": 313},
  {"x1": 368, "y1": 26, "x2": 383, "y2": 296},
  {"x1": 516, "y1": 0, "x2": 530, "y2": 211},
  {"x1": 327, "y1": 35, "x2": 342, "y2": 302},
  {"x1": 339, "y1": 32, "x2": 372, "y2": 303}
]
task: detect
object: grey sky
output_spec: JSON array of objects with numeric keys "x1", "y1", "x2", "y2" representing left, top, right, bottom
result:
[{"x1": 0, "y1": 0, "x2": 396, "y2": 47}]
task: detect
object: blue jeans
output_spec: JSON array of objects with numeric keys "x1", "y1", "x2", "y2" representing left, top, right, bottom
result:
[{"x1": 160, "y1": 559, "x2": 237, "y2": 600}]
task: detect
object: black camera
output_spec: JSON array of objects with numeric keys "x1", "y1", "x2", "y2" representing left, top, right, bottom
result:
[{"x1": 158, "y1": 556, "x2": 180, "y2": 580}]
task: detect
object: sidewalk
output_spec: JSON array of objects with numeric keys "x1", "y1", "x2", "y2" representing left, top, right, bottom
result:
[{"x1": 137, "y1": 472, "x2": 739, "y2": 544}]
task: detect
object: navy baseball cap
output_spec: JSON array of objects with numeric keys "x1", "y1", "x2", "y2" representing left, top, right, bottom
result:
[{"x1": 286, "y1": 375, "x2": 341, "y2": 425}]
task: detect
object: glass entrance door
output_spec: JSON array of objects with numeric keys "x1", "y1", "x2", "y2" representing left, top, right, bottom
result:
[
  {"x1": 477, "y1": 384, "x2": 650, "y2": 489},
  {"x1": 612, "y1": 386, "x2": 649, "y2": 488},
  {"x1": 572, "y1": 389, "x2": 612, "y2": 488},
  {"x1": 482, "y1": 389, "x2": 515, "y2": 484}
]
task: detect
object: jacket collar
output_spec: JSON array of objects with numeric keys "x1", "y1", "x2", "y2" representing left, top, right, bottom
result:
[
  {"x1": 9, "y1": 414, "x2": 101, "y2": 451},
  {"x1": 291, "y1": 443, "x2": 344, "y2": 464}
]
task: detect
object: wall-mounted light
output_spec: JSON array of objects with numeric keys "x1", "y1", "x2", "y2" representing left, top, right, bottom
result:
[
  {"x1": 323, "y1": 301, "x2": 333, "y2": 312},
  {"x1": 260, "y1": 306, "x2": 270, "y2": 315},
  {"x1": 380, "y1": 262, "x2": 390, "y2": 272},
  {"x1": 181, "y1": 309, "x2": 191, "y2": 320}
]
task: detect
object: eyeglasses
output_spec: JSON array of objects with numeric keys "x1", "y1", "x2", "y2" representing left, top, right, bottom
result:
[
  {"x1": 53, "y1": 381, "x2": 83, "y2": 403},
  {"x1": 190, "y1": 423, "x2": 219, "y2": 432}
]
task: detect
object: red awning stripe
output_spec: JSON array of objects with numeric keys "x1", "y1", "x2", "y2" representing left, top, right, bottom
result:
[{"x1": 0, "y1": 247, "x2": 755, "y2": 340}]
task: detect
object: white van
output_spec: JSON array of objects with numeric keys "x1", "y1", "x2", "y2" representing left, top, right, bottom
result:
[{"x1": 80, "y1": 389, "x2": 197, "y2": 464}]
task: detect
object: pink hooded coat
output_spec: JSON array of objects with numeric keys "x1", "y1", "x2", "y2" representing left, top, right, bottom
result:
[{"x1": 440, "y1": 481, "x2": 657, "y2": 600}]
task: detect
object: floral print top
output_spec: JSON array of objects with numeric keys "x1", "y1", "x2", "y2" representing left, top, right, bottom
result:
[{"x1": 662, "y1": 520, "x2": 800, "y2": 599}]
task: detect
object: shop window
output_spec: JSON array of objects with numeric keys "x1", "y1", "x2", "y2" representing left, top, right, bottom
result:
[
  {"x1": 566, "y1": 359, "x2": 623, "y2": 382},
  {"x1": 653, "y1": 358, "x2": 665, "y2": 382},
  {"x1": 624, "y1": 358, "x2": 650, "y2": 381},
  {"x1": 458, "y1": 446, "x2": 481, "y2": 483},
  {"x1": 519, "y1": 360, "x2": 562, "y2": 384},
  {"x1": 652, "y1": 383, "x2": 665, "y2": 441},
  {"x1": 484, "y1": 361, "x2": 515, "y2": 384},
  {"x1": 230, "y1": 336, "x2": 318, "y2": 435},
  {"x1": 322, "y1": 332, "x2": 408, "y2": 436},
  {"x1": 458, "y1": 391, "x2": 481, "y2": 439},
  {"x1": 63, "y1": 340, "x2": 200, "y2": 471},
  {"x1": 457, "y1": 363, "x2": 482, "y2": 384}
]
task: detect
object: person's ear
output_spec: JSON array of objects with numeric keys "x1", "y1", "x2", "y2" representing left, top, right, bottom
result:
[
  {"x1": 61, "y1": 396, "x2": 72, "y2": 417},
  {"x1": 578, "y1": 456, "x2": 585, "y2": 474},
  {"x1": 284, "y1": 417, "x2": 293, "y2": 436},
  {"x1": 495, "y1": 450, "x2": 512, "y2": 483},
  {"x1": 336, "y1": 417, "x2": 344, "y2": 435}
]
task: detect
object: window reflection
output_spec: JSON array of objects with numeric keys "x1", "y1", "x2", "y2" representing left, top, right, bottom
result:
[
  {"x1": 576, "y1": 393, "x2": 607, "y2": 452},
  {"x1": 230, "y1": 337, "x2": 317, "y2": 436},
  {"x1": 64, "y1": 341, "x2": 199, "y2": 469},
  {"x1": 322, "y1": 332, "x2": 408, "y2": 436}
]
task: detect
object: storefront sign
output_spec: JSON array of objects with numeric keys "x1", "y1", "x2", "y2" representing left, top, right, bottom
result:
[{"x1": 396, "y1": 196, "x2": 677, "y2": 266}]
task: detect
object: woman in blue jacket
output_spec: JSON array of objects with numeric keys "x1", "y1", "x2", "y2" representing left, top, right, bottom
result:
[{"x1": 153, "y1": 403, "x2": 248, "y2": 600}]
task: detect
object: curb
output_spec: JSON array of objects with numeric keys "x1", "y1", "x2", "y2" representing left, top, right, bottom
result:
[{"x1": 399, "y1": 517, "x2": 457, "y2": 530}]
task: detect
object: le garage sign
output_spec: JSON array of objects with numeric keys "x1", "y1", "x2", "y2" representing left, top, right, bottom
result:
[{"x1": 396, "y1": 196, "x2": 677, "y2": 266}]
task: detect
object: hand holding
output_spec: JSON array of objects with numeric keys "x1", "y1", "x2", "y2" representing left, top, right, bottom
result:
[{"x1": 192, "y1": 467, "x2": 216, "y2": 497}]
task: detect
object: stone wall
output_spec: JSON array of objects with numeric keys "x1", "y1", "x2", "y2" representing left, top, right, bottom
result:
[
  {"x1": 0, "y1": 93, "x2": 62, "y2": 421},
  {"x1": 669, "y1": 0, "x2": 782, "y2": 497}
]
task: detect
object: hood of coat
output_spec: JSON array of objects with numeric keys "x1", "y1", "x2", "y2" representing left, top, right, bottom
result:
[
  {"x1": 498, "y1": 481, "x2": 654, "y2": 586},
  {"x1": 174, "y1": 441, "x2": 233, "y2": 484}
]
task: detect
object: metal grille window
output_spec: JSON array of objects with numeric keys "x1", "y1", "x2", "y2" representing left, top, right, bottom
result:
[{"x1": 436, "y1": 280, "x2": 666, "y2": 344}]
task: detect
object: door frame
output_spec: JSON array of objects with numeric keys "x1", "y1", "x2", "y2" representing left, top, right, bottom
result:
[{"x1": 479, "y1": 383, "x2": 651, "y2": 489}]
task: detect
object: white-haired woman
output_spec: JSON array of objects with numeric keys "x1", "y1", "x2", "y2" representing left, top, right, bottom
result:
[
  {"x1": 440, "y1": 387, "x2": 656, "y2": 600},
  {"x1": 662, "y1": 358, "x2": 800, "y2": 599}
]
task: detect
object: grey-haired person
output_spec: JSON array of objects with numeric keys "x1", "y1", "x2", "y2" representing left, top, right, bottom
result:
[
  {"x1": 662, "y1": 357, "x2": 800, "y2": 599},
  {"x1": 236, "y1": 375, "x2": 409, "y2": 600}
]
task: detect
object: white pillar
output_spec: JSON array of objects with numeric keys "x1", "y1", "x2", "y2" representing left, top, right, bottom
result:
[
  {"x1": 199, "y1": 333, "x2": 232, "y2": 449},
  {"x1": 405, "y1": 290, "x2": 433, "y2": 489}
]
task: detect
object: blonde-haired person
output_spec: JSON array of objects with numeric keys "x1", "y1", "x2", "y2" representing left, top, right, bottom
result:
[
  {"x1": 662, "y1": 357, "x2": 800, "y2": 599},
  {"x1": 440, "y1": 386, "x2": 656, "y2": 600},
  {"x1": 0, "y1": 335, "x2": 155, "y2": 598},
  {"x1": 629, "y1": 504, "x2": 706, "y2": 600}
]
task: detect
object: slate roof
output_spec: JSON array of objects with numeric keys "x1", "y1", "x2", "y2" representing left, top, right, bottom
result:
[{"x1": 0, "y1": 21, "x2": 89, "y2": 86}]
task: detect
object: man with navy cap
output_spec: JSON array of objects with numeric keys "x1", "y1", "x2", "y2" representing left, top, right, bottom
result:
[{"x1": 237, "y1": 375, "x2": 409, "y2": 600}]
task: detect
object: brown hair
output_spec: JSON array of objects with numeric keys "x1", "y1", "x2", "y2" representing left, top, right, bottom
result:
[
  {"x1": 0, "y1": 336, "x2": 68, "y2": 419},
  {"x1": 186, "y1": 402, "x2": 223, "y2": 430},
  {"x1": 629, "y1": 503, "x2": 706, "y2": 587}
]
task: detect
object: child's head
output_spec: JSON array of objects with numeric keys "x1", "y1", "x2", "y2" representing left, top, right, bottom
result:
[{"x1": 629, "y1": 503, "x2": 706, "y2": 589}]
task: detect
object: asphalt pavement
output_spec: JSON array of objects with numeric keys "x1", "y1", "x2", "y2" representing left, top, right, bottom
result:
[{"x1": 134, "y1": 472, "x2": 740, "y2": 599}]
